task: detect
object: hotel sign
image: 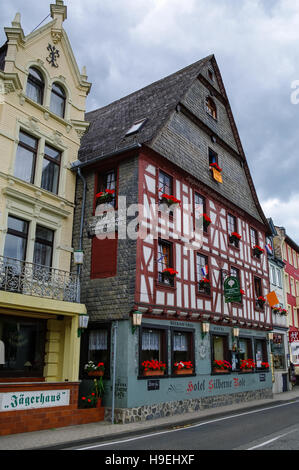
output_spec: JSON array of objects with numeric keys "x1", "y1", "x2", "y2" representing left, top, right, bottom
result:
[{"x1": 0, "y1": 389, "x2": 70, "y2": 412}]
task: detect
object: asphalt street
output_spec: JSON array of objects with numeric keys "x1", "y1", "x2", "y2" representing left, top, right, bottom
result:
[{"x1": 68, "y1": 399, "x2": 299, "y2": 451}]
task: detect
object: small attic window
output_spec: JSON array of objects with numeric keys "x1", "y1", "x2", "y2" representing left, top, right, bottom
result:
[
  {"x1": 126, "y1": 118, "x2": 147, "y2": 136},
  {"x1": 208, "y1": 69, "x2": 214, "y2": 82}
]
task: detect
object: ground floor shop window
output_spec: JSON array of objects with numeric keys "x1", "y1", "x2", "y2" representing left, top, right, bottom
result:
[
  {"x1": 172, "y1": 330, "x2": 194, "y2": 374},
  {"x1": 272, "y1": 334, "x2": 286, "y2": 370},
  {"x1": 254, "y1": 338, "x2": 269, "y2": 370},
  {"x1": 232, "y1": 337, "x2": 254, "y2": 372},
  {"x1": 0, "y1": 315, "x2": 46, "y2": 377},
  {"x1": 140, "y1": 327, "x2": 167, "y2": 376},
  {"x1": 80, "y1": 325, "x2": 110, "y2": 378},
  {"x1": 211, "y1": 334, "x2": 231, "y2": 373}
]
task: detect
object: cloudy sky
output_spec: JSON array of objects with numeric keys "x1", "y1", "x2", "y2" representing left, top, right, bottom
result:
[{"x1": 1, "y1": 0, "x2": 299, "y2": 243}]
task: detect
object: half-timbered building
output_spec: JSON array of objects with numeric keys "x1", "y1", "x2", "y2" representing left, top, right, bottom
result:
[{"x1": 74, "y1": 55, "x2": 274, "y2": 423}]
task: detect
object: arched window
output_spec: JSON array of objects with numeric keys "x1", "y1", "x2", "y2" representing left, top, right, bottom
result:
[
  {"x1": 26, "y1": 67, "x2": 44, "y2": 104},
  {"x1": 50, "y1": 82, "x2": 66, "y2": 118},
  {"x1": 205, "y1": 96, "x2": 217, "y2": 120}
]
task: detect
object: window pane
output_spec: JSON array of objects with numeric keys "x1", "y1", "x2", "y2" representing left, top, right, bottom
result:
[
  {"x1": 141, "y1": 329, "x2": 162, "y2": 362},
  {"x1": 7, "y1": 216, "x2": 28, "y2": 234},
  {"x1": 3, "y1": 233, "x2": 26, "y2": 261},
  {"x1": 159, "y1": 170, "x2": 172, "y2": 196},
  {"x1": 34, "y1": 226, "x2": 54, "y2": 267},
  {"x1": 44, "y1": 145, "x2": 61, "y2": 161},
  {"x1": 41, "y1": 158, "x2": 59, "y2": 193},
  {"x1": 26, "y1": 68, "x2": 44, "y2": 105},
  {"x1": 33, "y1": 242, "x2": 52, "y2": 267},
  {"x1": 19, "y1": 131, "x2": 37, "y2": 149},
  {"x1": 50, "y1": 90, "x2": 65, "y2": 117},
  {"x1": 0, "y1": 315, "x2": 46, "y2": 375},
  {"x1": 14, "y1": 145, "x2": 35, "y2": 183}
]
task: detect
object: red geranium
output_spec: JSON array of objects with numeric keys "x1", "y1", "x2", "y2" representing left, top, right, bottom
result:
[
  {"x1": 162, "y1": 268, "x2": 178, "y2": 276},
  {"x1": 231, "y1": 232, "x2": 242, "y2": 240},
  {"x1": 209, "y1": 162, "x2": 222, "y2": 172},
  {"x1": 141, "y1": 360, "x2": 166, "y2": 371}
]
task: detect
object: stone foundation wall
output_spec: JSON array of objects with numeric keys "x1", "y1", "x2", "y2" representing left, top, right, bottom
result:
[{"x1": 104, "y1": 388, "x2": 273, "y2": 424}]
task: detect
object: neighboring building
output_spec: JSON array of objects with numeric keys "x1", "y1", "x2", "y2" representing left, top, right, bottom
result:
[
  {"x1": 74, "y1": 55, "x2": 274, "y2": 423},
  {"x1": 273, "y1": 226, "x2": 299, "y2": 379},
  {"x1": 0, "y1": 2, "x2": 99, "y2": 436},
  {"x1": 266, "y1": 219, "x2": 289, "y2": 393}
]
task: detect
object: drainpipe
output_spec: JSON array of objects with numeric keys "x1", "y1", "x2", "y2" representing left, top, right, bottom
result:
[
  {"x1": 111, "y1": 320, "x2": 118, "y2": 424},
  {"x1": 75, "y1": 166, "x2": 87, "y2": 303}
]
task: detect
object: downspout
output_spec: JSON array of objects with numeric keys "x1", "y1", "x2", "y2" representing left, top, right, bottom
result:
[
  {"x1": 76, "y1": 166, "x2": 87, "y2": 303},
  {"x1": 111, "y1": 321, "x2": 118, "y2": 424}
]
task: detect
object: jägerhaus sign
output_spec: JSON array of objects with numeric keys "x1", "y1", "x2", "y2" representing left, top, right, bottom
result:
[
  {"x1": 0, "y1": 389, "x2": 70, "y2": 411},
  {"x1": 224, "y1": 276, "x2": 241, "y2": 303}
]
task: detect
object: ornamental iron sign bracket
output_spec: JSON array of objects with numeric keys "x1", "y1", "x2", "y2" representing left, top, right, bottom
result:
[{"x1": 46, "y1": 43, "x2": 60, "y2": 67}]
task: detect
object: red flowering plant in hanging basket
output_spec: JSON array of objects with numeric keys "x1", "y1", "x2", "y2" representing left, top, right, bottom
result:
[
  {"x1": 209, "y1": 162, "x2": 222, "y2": 172},
  {"x1": 199, "y1": 277, "x2": 211, "y2": 294},
  {"x1": 160, "y1": 193, "x2": 181, "y2": 208},
  {"x1": 201, "y1": 213, "x2": 211, "y2": 230},
  {"x1": 141, "y1": 360, "x2": 166, "y2": 376},
  {"x1": 229, "y1": 231, "x2": 242, "y2": 247},
  {"x1": 257, "y1": 296, "x2": 266, "y2": 309},
  {"x1": 96, "y1": 188, "x2": 115, "y2": 204},
  {"x1": 253, "y1": 245, "x2": 264, "y2": 258},
  {"x1": 213, "y1": 360, "x2": 231, "y2": 373}
]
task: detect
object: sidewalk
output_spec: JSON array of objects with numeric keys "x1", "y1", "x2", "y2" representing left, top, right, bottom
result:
[{"x1": 1, "y1": 387, "x2": 299, "y2": 450}]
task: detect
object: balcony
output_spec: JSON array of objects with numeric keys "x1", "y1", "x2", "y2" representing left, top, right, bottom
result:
[{"x1": 0, "y1": 255, "x2": 79, "y2": 303}]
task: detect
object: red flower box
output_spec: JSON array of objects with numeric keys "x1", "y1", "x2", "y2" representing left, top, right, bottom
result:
[{"x1": 209, "y1": 162, "x2": 222, "y2": 172}]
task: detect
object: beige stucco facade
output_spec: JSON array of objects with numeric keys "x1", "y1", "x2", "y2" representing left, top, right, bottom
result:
[{"x1": 0, "y1": 1, "x2": 91, "y2": 382}]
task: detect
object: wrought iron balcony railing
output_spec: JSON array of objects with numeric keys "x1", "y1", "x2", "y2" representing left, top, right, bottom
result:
[{"x1": 0, "y1": 255, "x2": 79, "y2": 303}]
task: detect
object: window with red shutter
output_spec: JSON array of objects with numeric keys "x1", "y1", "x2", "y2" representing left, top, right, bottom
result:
[{"x1": 91, "y1": 236, "x2": 118, "y2": 279}]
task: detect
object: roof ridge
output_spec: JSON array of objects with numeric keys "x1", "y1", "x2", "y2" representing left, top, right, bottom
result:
[{"x1": 86, "y1": 54, "x2": 213, "y2": 117}]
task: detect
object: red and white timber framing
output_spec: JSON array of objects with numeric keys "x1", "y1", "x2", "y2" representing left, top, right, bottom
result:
[{"x1": 134, "y1": 148, "x2": 272, "y2": 330}]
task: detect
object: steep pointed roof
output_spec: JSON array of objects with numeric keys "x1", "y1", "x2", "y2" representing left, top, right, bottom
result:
[
  {"x1": 78, "y1": 55, "x2": 270, "y2": 231},
  {"x1": 79, "y1": 55, "x2": 213, "y2": 163}
]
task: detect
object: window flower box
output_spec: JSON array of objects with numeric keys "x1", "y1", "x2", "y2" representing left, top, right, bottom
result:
[
  {"x1": 141, "y1": 360, "x2": 166, "y2": 377},
  {"x1": 202, "y1": 213, "x2": 211, "y2": 230},
  {"x1": 253, "y1": 245, "x2": 264, "y2": 259},
  {"x1": 240, "y1": 359, "x2": 255, "y2": 372},
  {"x1": 199, "y1": 277, "x2": 211, "y2": 294},
  {"x1": 174, "y1": 361, "x2": 194, "y2": 375},
  {"x1": 161, "y1": 193, "x2": 181, "y2": 207},
  {"x1": 229, "y1": 232, "x2": 241, "y2": 247},
  {"x1": 257, "y1": 296, "x2": 266, "y2": 309},
  {"x1": 84, "y1": 361, "x2": 105, "y2": 376},
  {"x1": 96, "y1": 189, "x2": 115, "y2": 204},
  {"x1": 213, "y1": 360, "x2": 231, "y2": 373}
]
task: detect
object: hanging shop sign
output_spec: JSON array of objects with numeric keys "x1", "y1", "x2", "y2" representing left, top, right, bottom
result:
[
  {"x1": 266, "y1": 291, "x2": 279, "y2": 308},
  {"x1": 224, "y1": 276, "x2": 241, "y2": 303},
  {"x1": 0, "y1": 389, "x2": 70, "y2": 412}
]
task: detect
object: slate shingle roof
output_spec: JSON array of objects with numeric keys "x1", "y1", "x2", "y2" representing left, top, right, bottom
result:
[{"x1": 78, "y1": 55, "x2": 213, "y2": 163}]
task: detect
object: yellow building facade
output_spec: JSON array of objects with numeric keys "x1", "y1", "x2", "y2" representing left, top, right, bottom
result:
[{"x1": 0, "y1": 1, "x2": 91, "y2": 385}]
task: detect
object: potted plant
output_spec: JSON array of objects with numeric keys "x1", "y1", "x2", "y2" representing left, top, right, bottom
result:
[
  {"x1": 84, "y1": 361, "x2": 105, "y2": 377},
  {"x1": 202, "y1": 213, "x2": 211, "y2": 230},
  {"x1": 272, "y1": 306, "x2": 281, "y2": 315},
  {"x1": 229, "y1": 232, "x2": 242, "y2": 247},
  {"x1": 96, "y1": 188, "x2": 115, "y2": 204},
  {"x1": 253, "y1": 245, "x2": 264, "y2": 259},
  {"x1": 160, "y1": 193, "x2": 181, "y2": 208},
  {"x1": 141, "y1": 359, "x2": 166, "y2": 377},
  {"x1": 279, "y1": 308, "x2": 287, "y2": 316},
  {"x1": 173, "y1": 361, "x2": 194, "y2": 375},
  {"x1": 213, "y1": 360, "x2": 231, "y2": 373},
  {"x1": 162, "y1": 267, "x2": 178, "y2": 283},
  {"x1": 80, "y1": 377, "x2": 105, "y2": 408},
  {"x1": 257, "y1": 296, "x2": 266, "y2": 309},
  {"x1": 199, "y1": 277, "x2": 211, "y2": 294},
  {"x1": 240, "y1": 359, "x2": 255, "y2": 373}
]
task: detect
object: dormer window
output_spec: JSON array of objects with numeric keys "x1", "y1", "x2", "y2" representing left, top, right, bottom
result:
[
  {"x1": 50, "y1": 83, "x2": 66, "y2": 118},
  {"x1": 26, "y1": 67, "x2": 44, "y2": 105},
  {"x1": 126, "y1": 118, "x2": 147, "y2": 136},
  {"x1": 205, "y1": 97, "x2": 217, "y2": 120}
]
